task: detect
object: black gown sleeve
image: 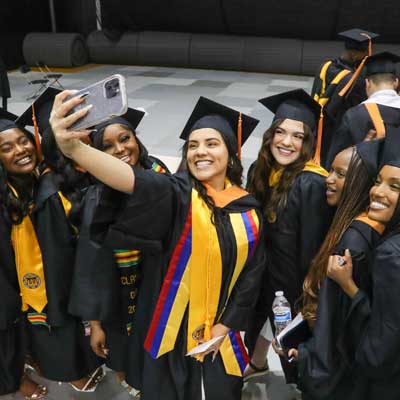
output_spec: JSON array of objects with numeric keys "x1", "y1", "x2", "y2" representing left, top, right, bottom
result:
[
  {"x1": 296, "y1": 173, "x2": 333, "y2": 303},
  {"x1": 220, "y1": 221, "x2": 266, "y2": 331},
  {"x1": 69, "y1": 185, "x2": 120, "y2": 322},
  {"x1": 346, "y1": 239, "x2": 400, "y2": 380},
  {"x1": 0, "y1": 215, "x2": 21, "y2": 330},
  {"x1": 326, "y1": 112, "x2": 353, "y2": 168},
  {"x1": 268, "y1": 172, "x2": 333, "y2": 312},
  {"x1": 91, "y1": 168, "x2": 184, "y2": 251},
  {"x1": 297, "y1": 223, "x2": 376, "y2": 398}
]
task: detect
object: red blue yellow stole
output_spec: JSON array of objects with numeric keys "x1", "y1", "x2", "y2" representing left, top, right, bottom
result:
[{"x1": 144, "y1": 182, "x2": 260, "y2": 376}]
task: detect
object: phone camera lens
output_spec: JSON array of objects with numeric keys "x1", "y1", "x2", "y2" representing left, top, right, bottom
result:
[{"x1": 105, "y1": 78, "x2": 120, "y2": 99}]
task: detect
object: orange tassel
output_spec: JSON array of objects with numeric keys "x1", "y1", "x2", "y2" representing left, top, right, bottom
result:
[
  {"x1": 360, "y1": 33, "x2": 372, "y2": 56},
  {"x1": 313, "y1": 107, "x2": 324, "y2": 166},
  {"x1": 31, "y1": 103, "x2": 42, "y2": 162},
  {"x1": 339, "y1": 34, "x2": 372, "y2": 98},
  {"x1": 237, "y1": 112, "x2": 242, "y2": 160}
]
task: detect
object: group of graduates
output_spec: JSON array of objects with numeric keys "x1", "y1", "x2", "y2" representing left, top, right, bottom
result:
[{"x1": 0, "y1": 27, "x2": 400, "y2": 400}]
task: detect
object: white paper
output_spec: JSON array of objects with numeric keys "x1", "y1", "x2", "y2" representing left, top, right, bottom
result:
[
  {"x1": 276, "y1": 313, "x2": 304, "y2": 346},
  {"x1": 186, "y1": 336, "x2": 225, "y2": 356}
]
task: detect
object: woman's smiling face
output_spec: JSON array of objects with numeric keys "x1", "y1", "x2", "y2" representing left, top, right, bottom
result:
[{"x1": 0, "y1": 128, "x2": 37, "y2": 175}]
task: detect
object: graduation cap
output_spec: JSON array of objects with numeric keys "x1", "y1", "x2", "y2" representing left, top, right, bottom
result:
[
  {"x1": 0, "y1": 108, "x2": 19, "y2": 133},
  {"x1": 14, "y1": 87, "x2": 61, "y2": 160},
  {"x1": 364, "y1": 52, "x2": 400, "y2": 77},
  {"x1": 259, "y1": 89, "x2": 321, "y2": 132},
  {"x1": 356, "y1": 138, "x2": 385, "y2": 178},
  {"x1": 180, "y1": 96, "x2": 259, "y2": 159},
  {"x1": 91, "y1": 107, "x2": 146, "y2": 150},
  {"x1": 338, "y1": 28, "x2": 379, "y2": 52},
  {"x1": 16, "y1": 87, "x2": 61, "y2": 132}
]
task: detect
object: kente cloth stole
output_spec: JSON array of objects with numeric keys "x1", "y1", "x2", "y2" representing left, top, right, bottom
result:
[
  {"x1": 151, "y1": 161, "x2": 167, "y2": 174},
  {"x1": 144, "y1": 186, "x2": 260, "y2": 376},
  {"x1": 9, "y1": 184, "x2": 72, "y2": 323},
  {"x1": 113, "y1": 249, "x2": 142, "y2": 268}
]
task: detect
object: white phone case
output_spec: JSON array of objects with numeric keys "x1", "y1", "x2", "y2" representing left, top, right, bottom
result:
[{"x1": 67, "y1": 74, "x2": 128, "y2": 130}]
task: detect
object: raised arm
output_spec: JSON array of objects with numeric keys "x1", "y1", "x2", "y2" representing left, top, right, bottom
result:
[{"x1": 50, "y1": 90, "x2": 134, "y2": 194}]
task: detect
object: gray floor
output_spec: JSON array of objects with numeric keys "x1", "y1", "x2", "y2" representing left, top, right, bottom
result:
[
  {"x1": 2, "y1": 64, "x2": 312, "y2": 400},
  {"x1": 6, "y1": 64, "x2": 313, "y2": 175}
]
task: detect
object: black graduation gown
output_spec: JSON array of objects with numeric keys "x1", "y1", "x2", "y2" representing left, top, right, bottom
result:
[
  {"x1": 341, "y1": 232, "x2": 400, "y2": 400},
  {"x1": 298, "y1": 219, "x2": 382, "y2": 400},
  {"x1": 91, "y1": 169, "x2": 266, "y2": 400},
  {"x1": 246, "y1": 170, "x2": 334, "y2": 383},
  {"x1": 0, "y1": 214, "x2": 24, "y2": 395},
  {"x1": 311, "y1": 58, "x2": 367, "y2": 168},
  {"x1": 326, "y1": 104, "x2": 400, "y2": 168},
  {"x1": 24, "y1": 172, "x2": 101, "y2": 381},
  {"x1": 69, "y1": 156, "x2": 169, "y2": 373}
]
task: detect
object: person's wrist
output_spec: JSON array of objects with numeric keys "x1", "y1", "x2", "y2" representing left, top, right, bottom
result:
[
  {"x1": 342, "y1": 280, "x2": 359, "y2": 298},
  {"x1": 89, "y1": 320, "x2": 102, "y2": 328}
]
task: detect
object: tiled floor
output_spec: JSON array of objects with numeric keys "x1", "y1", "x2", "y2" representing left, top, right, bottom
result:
[
  {"x1": 6, "y1": 64, "x2": 313, "y2": 175},
  {"x1": 2, "y1": 64, "x2": 312, "y2": 400}
]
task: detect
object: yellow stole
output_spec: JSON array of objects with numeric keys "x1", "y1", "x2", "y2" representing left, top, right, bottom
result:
[
  {"x1": 269, "y1": 160, "x2": 329, "y2": 187},
  {"x1": 9, "y1": 184, "x2": 48, "y2": 313},
  {"x1": 9, "y1": 184, "x2": 72, "y2": 314}
]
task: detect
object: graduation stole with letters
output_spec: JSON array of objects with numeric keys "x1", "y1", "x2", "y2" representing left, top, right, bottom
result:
[
  {"x1": 144, "y1": 182, "x2": 260, "y2": 376},
  {"x1": 9, "y1": 183, "x2": 72, "y2": 322}
]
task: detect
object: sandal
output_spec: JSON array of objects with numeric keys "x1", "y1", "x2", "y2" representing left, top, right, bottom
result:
[
  {"x1": 243, "y1": 361, "x2": 269, "y2": 381},
  {"x1": 23, "y1": 384, "x2": 48, "y2": 400},
  {"x1": 69, "y1": 366, "x2": 105, "y2": 393},
  {"x1": 120, "y1": 380, "x2": 141, "y2": 398}
]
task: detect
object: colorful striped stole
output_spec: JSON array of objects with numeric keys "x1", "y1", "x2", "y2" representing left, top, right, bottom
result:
[
  {"x1": 113, "y1": 249, "x2": 142, "y2": 268},
  {"x1": 144, "y1": 187, "x2": 260, "y2": 376},
  {"x1": 27, "y1": 312, "x2": 49, "y2": 327},
  {"x1": 151, "y1": 162, "x2": 167, "y2": 174}
]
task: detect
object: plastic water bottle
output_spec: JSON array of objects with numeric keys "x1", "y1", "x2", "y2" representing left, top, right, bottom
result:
[{"x1": 272, "y1": 291, "x2": 292, "y2": 340}]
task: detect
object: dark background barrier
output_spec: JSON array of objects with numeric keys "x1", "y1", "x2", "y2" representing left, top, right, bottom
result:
[{"x1": 1, "y1": 0, "x2": 400, "y2": 70}]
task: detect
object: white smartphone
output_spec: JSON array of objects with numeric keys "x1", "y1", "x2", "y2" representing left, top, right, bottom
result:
[{"x1": 66, "y1": 74, "x2": 128, "y2": 130}]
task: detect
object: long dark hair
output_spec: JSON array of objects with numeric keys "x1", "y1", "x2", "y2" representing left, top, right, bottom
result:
[
  {"x1": 181, "y1": 129, "x2": 243, "y2": 226},
  {"x1": 40, "y1": 128, "x2": 89, "y2": 226},
  {"x1": 0, "y1": 128, "x2": 37, "y2": 225},
  {"x1": 301, "y1": 148, "x2": 373, "y2": 325},
  {"x1": 247, "y1": 119, "x2": 315, "y2": 222}
]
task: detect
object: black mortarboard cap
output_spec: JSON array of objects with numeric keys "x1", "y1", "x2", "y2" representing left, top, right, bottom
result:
[
  {"x1": 364, "y1": 52, "x2": 400, "y2": 77},
  {"x1": 338, "y1": 28, "x2": 379, "y2": 51},
  {"x1": 91, "y1": 107, "x2": 146, "y2": 150},
  {"x1": 0, "y1": 109, "x2": 19, "y2": 133},
  {"x1": 356, "y1": 138, "x2": 385, "y2": 178},
  {"x1": 259, "y1": 89, "x2": 321, "y2": 132},
  {"x1": 16, "y1": 87, "x2": 61, "y2": 132},
  {"x1": 179, "y1": 97, "x2": 259, "y2": 148}
]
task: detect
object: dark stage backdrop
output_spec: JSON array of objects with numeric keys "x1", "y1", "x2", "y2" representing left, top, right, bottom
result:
[
  {"x1": 100, "y1": 0, "x2": 400, "y2": 43},
  {"x1": 1, "y1": 0, "x2": 399, "y2": 69}
]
